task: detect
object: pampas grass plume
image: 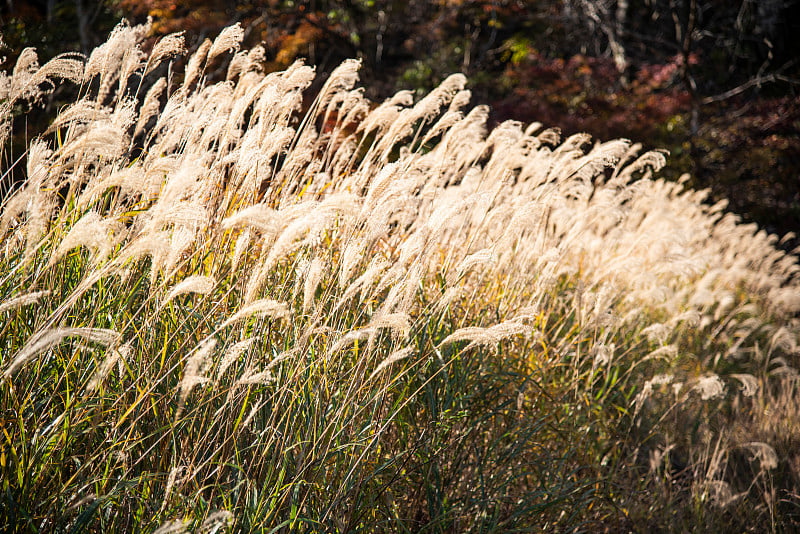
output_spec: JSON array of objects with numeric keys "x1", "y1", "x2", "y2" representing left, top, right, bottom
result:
[
  {"x1": 145, "y1": 32, "x2": 185, "y2": 75},
  {"x1": 86, "y1": 341, "x2": 132, "y2": 392},
  {"x1": 0, "y1": 290, "x2": 51, "y2": 313},
  {"x1": 368, "y1": 346, "x2": 414, "y2": 382},
  {"x1": 303, "y1": 257, "x2": 325, "y2": 314},
  {"x1": 216, "y1": 338, "x2": 256, "y2": 381},
  {"x1": 693, "y1": 374, "x2": 725, "y2": 400},
  {"x1": 163, "y1": 275, "x2": 216, "y2": 305},
  {"x1": 178, "y1": 339, "x2": 217, "y2": 412},
  {"x1": 742, "y1": 442, "x2": 779, "y2": 471},
  {"x1": 438, "y1": 320, "x2": 532, "y2": 351},
  {"x1": 4, "y1": 327, "x2": 119, "y2": 380},
  {"x1": 208, "y1": 24, "x2": 244, "y2": 63},
  {"x1": 48, "y1": 211, "x2": 117, "y2": 267},
  {"x1": 221, "y1": 299, "x2": 290, "y2": 327}
]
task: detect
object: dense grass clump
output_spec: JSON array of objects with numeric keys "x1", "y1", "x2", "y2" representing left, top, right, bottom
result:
[{"x1": 1, "y1": 21, "x2": 799, "y2": 532}]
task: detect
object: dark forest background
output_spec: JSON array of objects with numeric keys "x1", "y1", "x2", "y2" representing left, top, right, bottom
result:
[{"x1": 3, "y1": 0, "x2": 800, "y2": 245}]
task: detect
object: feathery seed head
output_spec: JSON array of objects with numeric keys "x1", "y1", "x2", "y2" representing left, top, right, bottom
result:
[
  {"x1": 693, "y1": 374, "x2": 725, "y2": 400},
  {"x1": 742, "y1": 442, "x2": 778, "y2": 471},
  {"x1": 178, "y1": 338, "x2": 217, "y2": 406},
  {"x1": 208, "y1": 24, "x2": 244, "y2": 63},
  {"x1": 0, "y1": 290, "x2": 51, "y2": 313},
  {"x1": 163, "y1": 275, "x2": 216, "y2": 305},
  {"x1": 146, "y1": 32, "x2": 186, "y2": 75},
  {"x1": 368, "y1": 346, "x2": 414, "y2": 382},
  {"x1": 222, "y1": 299, "x2": 290, "y2": 327},
  {"x1": 4, "y1": 327, "x2": 119, "y2": 380}
]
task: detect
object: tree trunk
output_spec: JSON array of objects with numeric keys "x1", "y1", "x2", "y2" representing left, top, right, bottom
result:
[{"x1": 76, "y1": 0, "x2": 90, "y2": 53}]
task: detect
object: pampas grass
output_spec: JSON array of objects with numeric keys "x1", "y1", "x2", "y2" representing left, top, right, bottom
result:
[{"x1": 1, "y1": 20, "x2": 799, "y2": 531}]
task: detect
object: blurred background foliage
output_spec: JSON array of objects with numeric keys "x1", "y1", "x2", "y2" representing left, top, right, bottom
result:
[{"x1": 2, "y1": 0, "x2": 799, "y2": 244}]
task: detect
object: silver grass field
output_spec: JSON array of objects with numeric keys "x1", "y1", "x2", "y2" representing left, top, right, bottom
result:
[{"x1": 1, "y1": 21, "x2": 799, "y2": 532}]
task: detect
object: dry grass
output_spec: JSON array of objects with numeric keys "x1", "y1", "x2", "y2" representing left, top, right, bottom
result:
[{"x1": 1, "y1": 20, "x2": 799, "y2": 532}]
